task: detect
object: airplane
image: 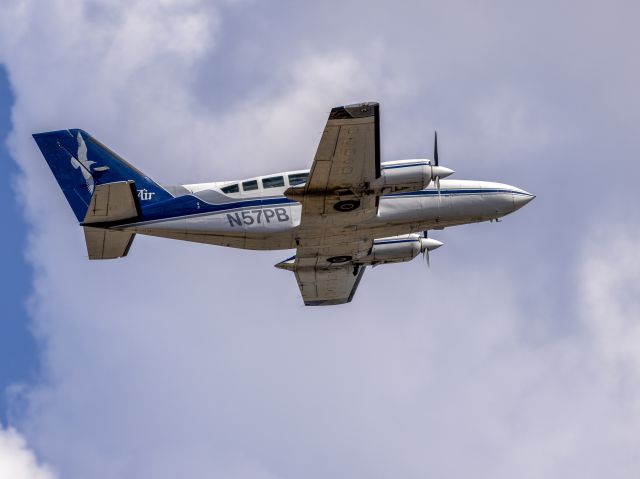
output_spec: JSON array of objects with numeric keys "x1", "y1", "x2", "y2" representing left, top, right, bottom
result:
[{"x1": 33, "y1": 102, "x2": 534, "y2": 306}]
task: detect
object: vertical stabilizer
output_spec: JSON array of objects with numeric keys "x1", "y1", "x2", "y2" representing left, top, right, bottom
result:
[{"x1": 33, "y1": 129, "x2": 172, "y2": 221}]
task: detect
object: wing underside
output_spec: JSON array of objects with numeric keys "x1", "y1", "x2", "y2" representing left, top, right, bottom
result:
[
  {"x1": 295, "y1": 264, "x2": 367, "y2": 306},
  {"x1": 282, "y1": 102, "x2": 382, "y2": 305},
  {"x1": 287, "y1": 102, "x2": 381, "y2": 226}
]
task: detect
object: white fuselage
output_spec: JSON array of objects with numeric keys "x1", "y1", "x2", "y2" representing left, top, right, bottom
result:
[{"x1": 122, "y1": 163, "x2": 534, "y2": 251}]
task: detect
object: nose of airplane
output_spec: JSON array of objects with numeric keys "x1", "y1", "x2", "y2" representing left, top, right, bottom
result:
[{"x1": 512, "y1": 189, "x2": 535, "y2": 210}]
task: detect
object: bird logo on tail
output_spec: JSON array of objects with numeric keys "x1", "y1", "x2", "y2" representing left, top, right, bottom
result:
[{"x1": 69, "y1": 132, "x2": 96, "y2": 193}]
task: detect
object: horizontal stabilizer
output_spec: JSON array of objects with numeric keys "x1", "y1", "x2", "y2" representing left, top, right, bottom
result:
[
  {"x1": 83, "y1": 181, "x2": 141, "y2": 224},
  {"x1": 83, "y1": 227, "x2": 135, "y2": 260}
]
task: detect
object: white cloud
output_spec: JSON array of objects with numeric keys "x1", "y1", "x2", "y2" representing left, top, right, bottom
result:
[
  {"x1": 0, "y1": 426, "x2": 57, "y2": 479},
  {"x1": 579, "y1": 223, "x2": 640, "y2": 371},
  {"x1": 467, "y1": 87, "x2": 551, "y2": 163}
]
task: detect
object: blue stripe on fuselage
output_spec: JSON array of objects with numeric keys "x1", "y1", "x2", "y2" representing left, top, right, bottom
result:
[{"x1": 381, "y1": 162, "x2": 429, "y2": 170}]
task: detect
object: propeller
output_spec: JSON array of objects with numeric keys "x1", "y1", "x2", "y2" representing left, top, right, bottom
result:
[
  {"x1": 430, "y1": 131, "x2": 454, "y2": 197},
  {"x1": 425, "y1": 241, "x2": 431, "y2": 268},
  {"x1": 434, "y1": 131, "x2": 439, "y2": 166},
  {"x1": 433, "y1": 131, "x2": 441, "y2": 196},
  {"x1": 419, "y1": 231, "x2": 444, "y2": 268}
]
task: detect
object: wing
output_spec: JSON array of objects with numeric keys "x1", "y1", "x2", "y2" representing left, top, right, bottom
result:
[
  {"x1": 276, "y1": 237, "x2": 372, "y2": 306},
  {"x1": 286, "y1": 102, "x2": 381, "y2": 224},
  {"x1": 295, "y1": 264, "x2": 367, "y2": 306},
  {"x1": 277, "y1": 102, "x2": 382, "y2": 305},
  {"x1": 306, "y1": 101, "x2": 380, "y2": 193}
]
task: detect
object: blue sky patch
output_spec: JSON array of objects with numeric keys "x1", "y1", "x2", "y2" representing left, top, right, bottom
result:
[{"x1": 0, "y1": 64, "x2": 38, "y2": 424}]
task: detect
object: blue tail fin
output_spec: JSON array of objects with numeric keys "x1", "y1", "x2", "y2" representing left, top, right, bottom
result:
[{"x1": 33, "y1": 129, "x2": 172, "y2": 221}]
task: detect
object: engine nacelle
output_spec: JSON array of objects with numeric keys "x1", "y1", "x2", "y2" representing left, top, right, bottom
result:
[
  {"x1": 375, "y1": 160, "x2": 454, "y2": 194},
  {"x1": 360, "y1": 235, "x2": 443, "y2": 266},
  {"x1": 376, "y1": 160, "x2": 431, "y2": 194}
]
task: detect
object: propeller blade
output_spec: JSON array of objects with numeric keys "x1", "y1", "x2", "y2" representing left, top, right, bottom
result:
[
  {"x1": 434, "y1": 131, "x2": 439, "y2": 167},
  {"x1": 422, "y1": 231, "x2": 431, "y2": 268},
  {"x1": 420, "y1": 231, "x2": 443, "y2": 268}
]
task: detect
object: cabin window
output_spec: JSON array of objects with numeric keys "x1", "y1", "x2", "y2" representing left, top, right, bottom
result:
[
  {"x1": 262, "y1": 176, "x2": 285, "y2": 188},
  {"x1": 221, "y1": 183, "x2": 239, "y2": 194},
  {"x1": 242, "y1": 180, "x2": 258, "y2": 191},
  {"x1": 288, "y1": 172, "x2": 309, "y2": 186}
]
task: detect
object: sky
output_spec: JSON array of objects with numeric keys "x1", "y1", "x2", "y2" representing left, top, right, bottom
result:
[
  {"x1": 0, "y1": 0, "x2": 639, "y2": 478},
  {"x1": 0, "y1": 65, "x2": 38, "y2": 425}
]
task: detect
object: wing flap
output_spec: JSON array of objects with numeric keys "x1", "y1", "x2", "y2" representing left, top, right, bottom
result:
[{"x1": 306, "y1": 125, "x2": 340, "y2": 192}]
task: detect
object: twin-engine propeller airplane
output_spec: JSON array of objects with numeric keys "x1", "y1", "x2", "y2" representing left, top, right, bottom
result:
[{"x1": 34, "y1": 102, "x2": 534, "y2": 306}]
